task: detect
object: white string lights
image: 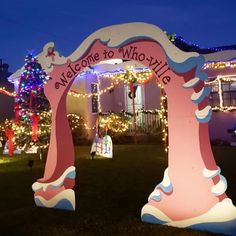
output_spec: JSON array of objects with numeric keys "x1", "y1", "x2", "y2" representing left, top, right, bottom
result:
[
  {"x1": 203, "y1": 61, "x2": 236, "y2": 70},
  {"x1": 205, "y1": 75, "x2": 236, "y2": 112}
]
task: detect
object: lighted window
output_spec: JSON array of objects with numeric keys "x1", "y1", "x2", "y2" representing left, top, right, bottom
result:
[
  {"x1": 208, "y1": 79, "x2": 236, "y2": 108},
  {"x1": 222, "y1": 81, "x2": 236, "y2": 106},
  {"x1": 208, "y1": 84, "x2": 220, "y2": 107},
  {"x1": 91, "y1": 83, "x2": 98, "y2": 113}
]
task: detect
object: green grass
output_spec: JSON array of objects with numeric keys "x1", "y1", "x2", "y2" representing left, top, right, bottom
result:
[{"x1": 0, "y1": 144, "x2": 235, "y2": 235}]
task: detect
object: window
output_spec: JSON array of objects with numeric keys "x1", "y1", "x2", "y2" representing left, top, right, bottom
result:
[
  {"x1": 222, "y1": 81, "x2": 236, "y2": 106},
  {"x1": 91, "y1": 83, "x2": 98, "y2": 113},
  {"x1": 207, "y1": 78, "x2": 236, "y2": 108},
  {"x1": 208, "y1": 84, "x2": 220, "y2": 107}
]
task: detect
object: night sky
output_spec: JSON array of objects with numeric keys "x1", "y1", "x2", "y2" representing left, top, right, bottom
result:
[{"x1": 1, "y1": 0, "x2": 236, "y2": 72}]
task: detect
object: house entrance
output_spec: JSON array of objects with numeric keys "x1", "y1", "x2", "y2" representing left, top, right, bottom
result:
[{"x1": 125, "y1": 84, "x2": 144, "y2": 112}]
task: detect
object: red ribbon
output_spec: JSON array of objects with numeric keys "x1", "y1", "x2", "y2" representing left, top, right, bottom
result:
[
  {"x1": 46, "y1": 47, "x2": 55, "y2": 61},
  {"x1": 15, "y1": 102, "x2": 20, "y2": 124},
  {"x1": 129, "y1": 82, "x2": 133, "y2": 93},
  {"x1": 29, "y1": 91, "x2": 34, "y2": 110},
  {"x1": 5, "y1": 128, "x2": 14, "y2": 156},
  {"x1": 31, "y1": 114, "x2": 40, "y2": 142}
]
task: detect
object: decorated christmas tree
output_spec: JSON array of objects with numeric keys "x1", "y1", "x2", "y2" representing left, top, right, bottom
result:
[
  {"x1": 16, "y1": 51, "x2": 50, "y2": 121},
  {"x1": 13, "y1": 52, "x2": 51, "y2": 152}
]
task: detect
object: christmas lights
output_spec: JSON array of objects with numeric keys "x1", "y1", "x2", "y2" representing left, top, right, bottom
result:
[
  {"x1": 3, "y1": 67, "x2": 151, "y2": 100},
  {"x1": 165, "y1": 31, "x2": 236, "y2": 53},
  {"x1": 203, "y1": 61, "x2": 236, "y2": 70},
  {"x1": 160, "y1": 87, "x2": 168, "y2": 153},
  {"x1": 99, "y1": 112, "x2": 131, "y2": 134},
  {"x1": 0, "y1": 87, "x2": 16, "y2": 97},
  {"x1": 96, "y1": 67, "x2": 152, "y2": 84},
  {"x1": 2, "y1": 61, "x2": 165, "y2": 148},
  {"x1": 16, "y1": 52, "x2": 50, "y2": 124},
  {"x1": 205, "y1": 75, "x2": 236, "y2": 111},
  {"x1": 68, "y1": 81, "x2": 119, "y2": 99},
  {"x1": 0, "y1": 111, "x2": 89, "y2": 152}
]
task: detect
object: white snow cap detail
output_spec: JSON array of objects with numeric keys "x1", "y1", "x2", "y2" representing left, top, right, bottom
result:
[
  {"x1": 32, "y1": 166, "x2": 76, "y2": 192},
  {"x1": 142, "y1": 198, "x2": 236, "y2": 229},
  {"x1": 39, "y1": 42, "x2": 67, "y2": 73},
  {"x1": 156, "y1": 168, "x2": 173, "y2": 193},
  {"x1": 195, "y1": 105, "x2": 212, "y2": 120},
  {"x1": 8, "y1": 42, "x2": 67, "y2": 80},
  {"x1": 9, "y1": 23, "x2": 199, "y2": 81},
  {"x1": 34, "y1": 189, "x2": 75, "y2": 210},
  {"x1": 167, "y1": 198, "x2": 236, "y2": 228},
  {"x1": 68, "y1": 23, "x2": 198, "y2": 65},
  {"x1": 148, "y1": 189, "x2": 161, "y2": 202},
  {"x1": 191, "y1": 87, "x2": 210, "y2": 103},
  {"x1": 141, "y1": 204, "x2": 172, "y2": 222},
  {"x1": 147, "y1": 168, "x2": 173, "y2": 202},
  {"x1": 211, "y1": 175, "x2": 228, "y2": 196},
  {"x1": 183, "y1": 77, "x2": 200, "y2": 89},
  {"x1": 204, "y1": 50, "x2": 236, "y2": 63},
  {"x1": 203, "y1": 166, "x2": 221, "y2": 179}
]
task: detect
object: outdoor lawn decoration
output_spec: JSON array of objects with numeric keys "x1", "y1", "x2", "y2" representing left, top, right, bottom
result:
[
  {"x1": 16, "y1": 52, "x2": 50, "y2": 122},
  {"x1": 5, "y1": 128, "x2": 14, "y2": 156},
  {"x1": 31, "y1": 23, "x2": 236, "y2": 234},
  {"x1": 3, "y1": 140, "x2": 21, "y2": 155},
  {"x1": 90, "y1": 132, "x2": 113, "y2": 158},
  {"x1": 91, "y1": 122, "x2": 113, "y2": 158},
  {"x1": 10, "y1": 53, "x2": 52, "y2": 152}
]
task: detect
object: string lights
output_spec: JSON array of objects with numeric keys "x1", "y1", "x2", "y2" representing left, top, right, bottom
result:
[
  {"x1": 205, "y1": 75, "x2": 236, "y2": 112},
  {"x1": 2, "y1": 66, "x2": 167, "y2": 150},
  {"x1": 99, "y1": 112, "x2": 131, "y2": 134},
  {"x1": 2, "y1": 67, "x2": 152, "y2": 100},
  {"x1": 166, "y1": 32, "x2": 236, "y2": 53},
  {"x1": 0, "y1": 87, "x2": 16, "y2": 97},
  {"x1": 203, "y1": 61, "x2": 236, "y2": 70},
  {"x1": 158, "y1": 83, "x2": 168, "y2": 153},
  {"x1": 0, "y1": 111, "x2": 90, "y2": 151},
  {"x1": 96, "y1": 67, "x2": 153, "y2": 84},
  {"x1": 68, "y1": 81, "x2": 120, "y2": 99}
]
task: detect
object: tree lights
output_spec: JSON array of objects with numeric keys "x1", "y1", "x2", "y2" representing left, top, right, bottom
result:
[
  {"x1": 0, "y1": 112, "x2": 89, "y2": 152},
  {"x1": 16, "y1": 52, "x2": 50, "y2": 122},
  {"x1": 99, "y1": 112, "x2": 131, "y2": 134},
  {"x1": 2, "y1": 65, "x2": 166, "y2": 149},
  {"x1": 7, "y1": 52, "x2": 51, "y2": 151}
]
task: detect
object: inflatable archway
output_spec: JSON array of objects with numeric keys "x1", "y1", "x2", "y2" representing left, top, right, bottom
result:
[{"x1": 32, "y1": 23, "x2": 236, "y2": 234}]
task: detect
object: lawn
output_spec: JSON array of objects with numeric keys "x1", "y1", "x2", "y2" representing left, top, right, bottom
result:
[{"x1": 0, "y1": 144, "x2": 235, "y2": 236}]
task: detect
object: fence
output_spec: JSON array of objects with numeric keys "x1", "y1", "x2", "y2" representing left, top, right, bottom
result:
[{"x1": 128, "y1": 110, "x2": 162, "y2": 134}]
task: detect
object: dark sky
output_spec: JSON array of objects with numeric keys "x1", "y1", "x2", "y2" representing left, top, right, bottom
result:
[{"x1": 1, "y1": 0, "x2": 236, "y2": 72}]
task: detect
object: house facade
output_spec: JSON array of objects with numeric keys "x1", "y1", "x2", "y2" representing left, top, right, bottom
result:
[
  {"x1": 0, "y1": 60, "x2": 14, "y2": 122},
  {"x1": 65, "y1": 60, "x2": 161, "y2": 137},
  {"x1": 203, "y1": 51, "x2": 236, "y2": 143},
  {"x1": 7, "y1": 49, "x2": 236, "y2": 143}
]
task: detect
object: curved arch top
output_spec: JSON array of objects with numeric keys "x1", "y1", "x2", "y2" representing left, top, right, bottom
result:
[{"x1": 40, "y1": 23, "x2": 200, "y2": 73}]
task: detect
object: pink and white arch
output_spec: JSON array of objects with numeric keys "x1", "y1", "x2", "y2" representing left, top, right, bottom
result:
[{"x1": 31, "y1": 23, "x2": 236, "y2": 235}]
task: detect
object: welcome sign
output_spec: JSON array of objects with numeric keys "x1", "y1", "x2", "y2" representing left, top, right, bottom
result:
[{"x1": 53, "y1": 40, "x2": 171, "y2": 91}]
